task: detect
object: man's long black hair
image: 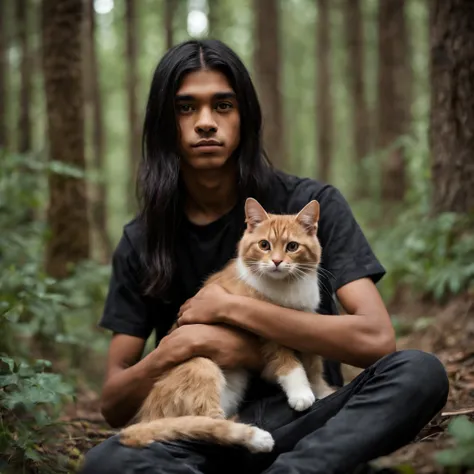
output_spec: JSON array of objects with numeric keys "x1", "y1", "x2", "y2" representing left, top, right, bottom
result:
[{"x1": 137, "y1": 39, "x2": 274, "y2": 298}]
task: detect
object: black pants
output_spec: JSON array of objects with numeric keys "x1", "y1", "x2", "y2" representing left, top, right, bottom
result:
[{"x1": 80, "y1": 350, "x2": 449, "y2": 474}]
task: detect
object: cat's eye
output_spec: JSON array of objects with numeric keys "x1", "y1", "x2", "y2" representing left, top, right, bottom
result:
[
  {"x1": 286, "y1": 241, "x2": 299, "y2": 252},
  {"x1": 258, "y1": 240, "x2": 271, "y2": 251}
]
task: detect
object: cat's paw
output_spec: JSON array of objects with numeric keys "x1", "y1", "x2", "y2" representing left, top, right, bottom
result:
[
  {"x1": 247, "y1": 427, "x2": 275, "y2": 453},
  {"x1": 288, "y1": 389, "x2": 316, "y2": 411},
  {"x1": 120, "y1": 425, "x2": 155, "y2": 448}
]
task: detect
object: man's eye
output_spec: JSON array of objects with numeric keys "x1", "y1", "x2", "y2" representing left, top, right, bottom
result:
[
  {"x1": 178, "y1": 104, "x2": 193, "y2": 113},
  {"x1": 216, "y1": 102, "x2": 232, "y2": 111}
]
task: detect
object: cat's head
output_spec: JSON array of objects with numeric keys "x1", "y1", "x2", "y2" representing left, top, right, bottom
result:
[{"x1": 238, "y1": 198, "x2": 322, "y2": 281}]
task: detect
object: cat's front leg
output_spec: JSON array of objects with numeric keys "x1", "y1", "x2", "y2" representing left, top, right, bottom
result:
[{"x1": 261, "y1": 341, "x2": 315, "y2": 411}]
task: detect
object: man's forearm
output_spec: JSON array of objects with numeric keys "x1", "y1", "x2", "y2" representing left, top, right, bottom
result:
[
  {"x1": 221, "y1": 295, "x2": 395, "y2": 368},
  {"x1": 100, "y1": 356, "x2": 157, "y2": 428}
]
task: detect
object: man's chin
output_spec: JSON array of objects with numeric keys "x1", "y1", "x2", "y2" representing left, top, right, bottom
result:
[{"x1": 183, "y1": 155, "x2": 231, "y2": 170}]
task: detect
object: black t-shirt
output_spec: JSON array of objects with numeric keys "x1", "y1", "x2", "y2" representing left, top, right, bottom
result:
[{"x1": 99, "y1": 171, "x2": 386, "y2": 395}]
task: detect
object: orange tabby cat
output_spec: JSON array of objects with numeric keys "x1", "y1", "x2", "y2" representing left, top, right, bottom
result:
[{"x1": 120, "y1": 198, "x2": 335, "y2": 452}]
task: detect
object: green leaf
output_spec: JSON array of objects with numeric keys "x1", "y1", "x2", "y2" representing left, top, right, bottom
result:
[
  {"x1": 393, "y1": 465, "x2": 416, "y2": 474},
  {"x1": 435, "y1": 445, "x2": 474, "y2": 467},
  {"x1": 448, "y1": 416, "x2": 474, "y2": 443},
  {"x1": 0, "y1": 374, "x2": 19, "y2": 388},
  {"x1": 33, "y1": 409, "x2": 53, "y2": 428},
  {"x1": 0, "y1": 356, "x2": 15, "y2": 374},
  {"x1": 25, "y1": 447, "x2": 42, "y2": 462},
  {"x1": 33, "y1": 359, "x2": 52, "y2": 372}
]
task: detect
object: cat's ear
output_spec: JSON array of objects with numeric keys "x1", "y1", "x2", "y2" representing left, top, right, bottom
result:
[
  {"x1": 296, "y1": 200, "x2": 320, "y2": 235},
  {"x1": 245, "y1": 198, "x2": 269, "y2": 232}
]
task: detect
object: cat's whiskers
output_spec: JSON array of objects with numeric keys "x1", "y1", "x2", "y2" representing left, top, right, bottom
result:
[
  {"x1": 317, "y1": 266, "x2": 336, "y2": 281},
  {"x1": 316, "y1": 274, "x2": 334, "y2": 300},
  {"x1": 289, "y1": 267, "x2": 313, "y2": 282}
]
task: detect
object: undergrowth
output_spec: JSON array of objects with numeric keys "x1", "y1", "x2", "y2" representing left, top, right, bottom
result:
[
  {"x1": 372, "y1": 208, "x2": 474, "y2": 304},
  {"x1": 0, "y1": 152, "x2": 111, "y2": 472},
  {"x1": 436, "y1": 416, "x2": 474, "y2": 471}
]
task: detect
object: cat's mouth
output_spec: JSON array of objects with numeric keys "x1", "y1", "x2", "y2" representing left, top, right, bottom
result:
[{"x1": 264, "y1": 267, "x2": 290, "y2": 280}]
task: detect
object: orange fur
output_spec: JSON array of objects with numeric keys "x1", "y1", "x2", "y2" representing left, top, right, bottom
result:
[{"x1": 119, "y1": 198, "x2": 335, "y2": 452}]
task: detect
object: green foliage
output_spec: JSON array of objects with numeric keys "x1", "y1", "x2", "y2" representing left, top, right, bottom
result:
[
  {"x1": 372, "y1": 210, "x2": 474, "y2": 303},
  {"x1": 0, "y1": 356, "x2": 73, "y2": 472},
  {"x1": 435, "y1": 416, "x2": 474, "y2": 469},
  {"x1": 0, "y1": 152, "x2": 111, "y2": 471}
]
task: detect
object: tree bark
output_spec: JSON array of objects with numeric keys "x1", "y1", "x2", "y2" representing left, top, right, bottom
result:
[
  {"x1": 316, "y1": 0, "x2": 332, "y2": 183},
  {"x1": 0, "y1": 0, "x2": 7, "y2": 150},
  {"x1": 84, "y1": 0, "x2": 112, "y2": 261},
  {"x1": 253, "y1": 0, "x2": 285, "y2": 169},
  {"x1": 430, "y1": 0, "x2": 474, "y2": 214},
  {"x1": 377, "y1": 0, "x2": 411, "y2": 203},
  {"x1": 16, "y1": 0, "x2": 32, "y2": 154},
  {"x1": 42, "y1": 0, "x2": 90, "y2": 278},
  {"x1": 125, "y1": 0, "x2": 140, "y2": 214},
  {"x1": 164, "y1": 0, "x2": 175, "y2": 50},
  {"x1": 344, "y1": 0, "x2": 369, "y2": 197}
]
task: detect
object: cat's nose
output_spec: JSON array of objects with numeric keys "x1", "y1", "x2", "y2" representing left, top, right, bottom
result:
[{"x1": 272, "y1": 259, "x2": 283, "y2": 267}]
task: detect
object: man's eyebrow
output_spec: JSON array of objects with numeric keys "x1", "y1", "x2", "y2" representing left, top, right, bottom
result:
[{"x1": 175, "y1": 92, "x2": 236, "y2": 101}]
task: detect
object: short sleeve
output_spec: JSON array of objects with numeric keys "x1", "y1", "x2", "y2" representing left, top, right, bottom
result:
[
  {"x1": 316, "y1": 186, "x2": 386, "y2": 291},
  {"x1": 98, "y1": 231, "x2": 154, "y2": 340}
]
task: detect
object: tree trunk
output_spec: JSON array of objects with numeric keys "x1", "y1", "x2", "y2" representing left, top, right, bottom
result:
[
  {"x1": 125, "y1": 0, "x2": 140, "y2": 214},
  {"x1": 377, "y1": 0, "x2": 411, "y2": 203},
  {"x1": 316, "y1": 0, "x2": 332, "y2": 183},
  {"x1": 42, "y1": 0, "x2": 90, "y2": 278},
  {"x1": 430, "y1": 0, "x2": 474, "y2": 214},
  {"x1": 84, "y1": 0, "x2": 112, "y2": 261},
  {"x1": 344, "y1": 0, "x2": 370, "y2": 197},
  {"x1": 16, "y1": 0, "x2": 32, "y2": 154},
  {"x1": 164, "y1": 0, "x2": 175, "y2": 50},
  {"x1": 253, "y1": 0, "x2": 285, "y2": 169},
  {"x1": 0, "y1": 0, "x2": 7, "y2": 150}
]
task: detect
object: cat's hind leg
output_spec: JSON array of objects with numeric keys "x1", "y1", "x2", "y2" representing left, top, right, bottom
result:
[
  {"x1": 300, "y1": 352, "x2": 336, "y2": 399},
  {"x1": 261, "y1": 341, "x2": 315, "y2": 411}
]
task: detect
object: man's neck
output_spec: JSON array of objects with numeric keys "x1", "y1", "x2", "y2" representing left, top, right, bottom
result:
[{"x1": 181, "y1": 162, "x2": 239, "y2": 226}]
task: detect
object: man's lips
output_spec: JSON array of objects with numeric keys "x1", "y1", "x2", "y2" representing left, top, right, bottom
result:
[{"x1": 192, "y1": 139, "x2": 223, "y2": 147}]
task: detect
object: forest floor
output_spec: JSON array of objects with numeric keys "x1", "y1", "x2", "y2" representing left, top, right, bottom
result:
[{"x1": 48, "y1": 292, "x2": 474, "y2": 473}]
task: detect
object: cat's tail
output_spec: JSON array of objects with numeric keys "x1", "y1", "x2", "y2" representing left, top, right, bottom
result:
[{"x1": 119, "y1": 416, "x2": 275, "y2": 453}]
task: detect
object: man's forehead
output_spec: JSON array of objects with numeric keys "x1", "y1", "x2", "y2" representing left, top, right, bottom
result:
[{"x1": 176, "y1": 70, "x2": 235, "y2": 99}]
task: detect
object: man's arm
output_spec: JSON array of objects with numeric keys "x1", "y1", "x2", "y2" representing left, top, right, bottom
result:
[
  {"x1": 100, "y1": 325, "x2": 265, "y2": 428},
  {"x1": 221, "y1": 278, "x2": 395, "y2": 368},
  {"x1": 100, "y1": 334, "x2": 165, "y2": 428},
  {"x1": 174, "y1": 278, "x2": 394, "y2": 369}
]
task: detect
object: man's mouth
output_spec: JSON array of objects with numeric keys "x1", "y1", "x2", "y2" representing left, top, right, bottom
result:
[{"x1": 192, "y1": 139, "x2": 222, "y2": 148}]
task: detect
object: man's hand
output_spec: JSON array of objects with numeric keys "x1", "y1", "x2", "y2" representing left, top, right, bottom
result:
[
  {"x1": 177, "y1": 284, "x2": 230, "y2": 326},
  {"x1": 146, "y1": 323, "x2": 263, "y2": 373}
]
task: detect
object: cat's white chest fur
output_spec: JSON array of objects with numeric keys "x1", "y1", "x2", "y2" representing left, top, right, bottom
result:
[
  {"x1": 236, "y1": 259, "x2": 321, "y2": 312},
  {"x1": 220, "y1": 260, "x2": 322, "y2": 418},
  {"x1": 220, "y1": 369, "x2": 249, "y2": 417}
]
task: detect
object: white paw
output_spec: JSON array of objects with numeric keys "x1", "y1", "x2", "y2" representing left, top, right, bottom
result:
[
  {"x1": 248, "y1": 427, "x2": 275, "y2": 453},
  {"x1": 288, "y1": 389, "x2": 316, "y2": 411}
]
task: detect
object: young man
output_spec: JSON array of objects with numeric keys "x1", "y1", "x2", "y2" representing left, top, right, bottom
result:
[{"x1": 80, "y1": 39, "x2": 448, "y2": 474}]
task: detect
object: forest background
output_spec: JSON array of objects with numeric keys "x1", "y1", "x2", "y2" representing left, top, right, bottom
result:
[{"x1": 1, "y1": 0, "x2": 473, "y2": 472}]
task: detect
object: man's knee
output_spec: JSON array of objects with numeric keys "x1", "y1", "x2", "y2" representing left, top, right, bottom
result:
[
  {"x1": 79, "y1": 436, "x2": 131, "y2": 474},
  {"x1": 384, "y1": 349, "x2": 449, "y2": 405}
]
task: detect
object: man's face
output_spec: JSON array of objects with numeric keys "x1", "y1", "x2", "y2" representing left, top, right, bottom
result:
[{"x1": 175, "y1": 69, "x2": 240, "y2": 171}]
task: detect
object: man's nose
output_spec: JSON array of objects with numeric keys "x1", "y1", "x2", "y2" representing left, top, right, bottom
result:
[{"x1": 195, "y1": 107, "x2": 218, "y2": 133}]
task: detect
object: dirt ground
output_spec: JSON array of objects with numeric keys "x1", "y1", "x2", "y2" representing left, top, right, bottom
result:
[{"x1": 52, "y1": 292, "x2": 474, "y2": 473}]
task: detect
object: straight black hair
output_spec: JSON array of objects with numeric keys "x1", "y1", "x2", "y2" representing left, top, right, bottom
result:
[{"x1": 137, "y1": 38, "x2": 274, "y2": 298}]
